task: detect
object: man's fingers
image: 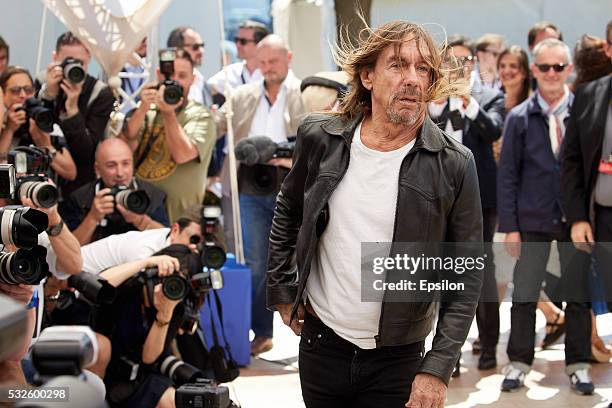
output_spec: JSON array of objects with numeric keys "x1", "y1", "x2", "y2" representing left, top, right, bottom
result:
[{"x1": 290, "y1": 320, "x2": 303, "y2": 336}]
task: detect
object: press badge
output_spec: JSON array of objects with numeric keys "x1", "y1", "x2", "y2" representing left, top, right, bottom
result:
[{"x1": 599, "y1": 155, "x2": 612, "y2": 175}]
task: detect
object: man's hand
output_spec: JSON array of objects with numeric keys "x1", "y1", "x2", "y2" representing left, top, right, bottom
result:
[
  {"x1": 88, "y1": 188, "x2": 115, "y2": 222},
  {"x1": 116, "y1": 204, "x2": 148, "y2": 228},
  {"x1": 571, "y1": 221, "x2": 595, "y2": 253},
  {"x1": 60, "y1": 79, "x2": 84, "y2": 118},
  {"x1": 153, "y1": 284, "x2": 180, "y2": 322},
  {"x1": 21, "y1": 195, "x2": 61, "y2": 225},
  {"x1": 144, "y1": 255, "x2": 180, "y2": 277},
  {"x1": 29, "y1": 119, "x2": 53, "y2": 148},
  {"x1": 44, "y1": 63, "x2": 63, "y2": 99},
  {"x1": 138, "y1": 85, "x2": 158, "y2": 112},
  {"x1": 276, "y1": 303, "x2": 304, "y2": 335},
  {"x1": 504, "y1": 231, "x2": 521, "y2": 259},
  {"x1": 406, "y1": 373, "x2": 447, "y2": 408},
  {"x1": 5, "y1": 104, "x2": 27, "y2": 132},
  {"x1": 267, "y1": 158, "x2": 293, "y2": 169},
  {"x1": 0, "y1": 283, "x2": 35, "y2": 304},
  {"x1": 155, "y1": 85, "x2": 183, "y2": 114}
]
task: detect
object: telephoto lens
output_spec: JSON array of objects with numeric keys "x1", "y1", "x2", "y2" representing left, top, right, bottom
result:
[
  {"x1": 201, "y1": 246, "x2": 227, "y2": 270},
  {"x1": 0, "y1": 245, "x2": 49, "y2": 285},
  {"x1": 0, "y1": 205, "x2": 48, "y2": 248},
  {"x1": 159, "y1": 355, "x2": 203, "y2": 386},
  {"x1": 67, "y1": 273, "x2": 117, "y2": 305},
  {"x1": 61, "y1": 57, "x2": 86, "y2": 84},
  {"x1": 113, "y1": 186, "x2": 150, "y2": 214},
  {"x1": 18, "y1": 179, "x2": 59, "y2": 209}
]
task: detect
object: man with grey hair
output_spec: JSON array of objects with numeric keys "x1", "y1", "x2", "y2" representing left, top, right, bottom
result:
[
  {"x1": 498, "y1": 38, "x2": 593, "y2": 394},
  {"x1": 267, "y1": 20, "x2": 482, "y2": 408},
  {"x1": 215, "y1": 34, "x2": 305, "y2": 356}
]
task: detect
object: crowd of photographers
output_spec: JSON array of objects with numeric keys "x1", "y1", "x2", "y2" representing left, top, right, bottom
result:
[{"x1": 0, "y1": 12, "x2": 610, "y2": 408}]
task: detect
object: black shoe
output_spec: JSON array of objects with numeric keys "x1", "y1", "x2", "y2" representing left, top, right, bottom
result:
[
  {"x1": 478, "y1": 350, "x2": 497, "y2": 370},
  {"x1": 569, "y1": 368, "x2": 595, "y2": 395},
  {"x1": 452, "y1": 359, "x2": 461, "y2": 378}
]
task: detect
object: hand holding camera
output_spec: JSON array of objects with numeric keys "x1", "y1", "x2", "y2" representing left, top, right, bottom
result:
[
  {"x1": 156, "y1": 84, "x2": 184, "y2": 114},
  {"x1": 20, "y1": 191, "x2": 61, "y2": 225},
  {"x1": 44, "y1": 58, "x2": 86, "y2": 115},
  {"x1": 154, "y1": 283, "x2": 180, "y2": 322},
  {"x1": 60, "y1": 79, "x2": 84, "y2": 118},
  {"x1": 144, "y1": 255, "x2": 181, "y2": 277},
  {"x1": 6, "y1": 103, "x2": 27, "y2": 132},
  {"x1": 0, "y1": 282, "x2": 35, "y2": 304},
  {"x1": 29, "y1": 118, "x2": 53, "y2": 150},
  {"x1": 88, "y1": 188, "x2": 115, "y2": 222}
]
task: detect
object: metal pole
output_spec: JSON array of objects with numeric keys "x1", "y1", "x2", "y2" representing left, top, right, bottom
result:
[
  {"x1": 36, "y1": 5, "x2": 49, "y2": 75},
  {"x1": 216, "y1": 0, "x2": 245, "y2": 264}
]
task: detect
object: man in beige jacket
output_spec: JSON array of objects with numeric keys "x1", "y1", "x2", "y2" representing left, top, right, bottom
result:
[{"x1": 215, "y1": 34, "x2": 306, "y2": 356}]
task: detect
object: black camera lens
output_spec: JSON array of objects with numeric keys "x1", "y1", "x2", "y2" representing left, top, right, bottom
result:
[
  {"x1": 62, "y1": 58, "x2": 86, "y2": 84},
  {"x1": 19, "y1": 181, "x2": 59, "y2": 209},
  {"x1": 25, "y1": 98, "x2": 54, "y2": 133},
  {"x1": 115, "y1": 189, "x2": 150, "y2": 214},
  {"x1": 0, "y1": 246, "x2": 49, "y2": 285},
  {"x1": 163, "y1": 81, "x2": 183, "y2": 105},
  {"x1": 162, "y1": 274, "x2": 189, "y2": 301},
  {"x1": 201, "y1": 246, "x2": 226, "y2": 270},
  {"x1": 0, "y1": 206, "x2": 48, "y2": 248}
]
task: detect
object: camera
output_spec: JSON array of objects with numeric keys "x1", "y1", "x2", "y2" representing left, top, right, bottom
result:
[
  {"x1": 60, "y1": 57, "x2": 86, "y2": 84},
  {"x1": 16, "y1": 98, "x2": 55, "y2": 133},
  {"x1": 200, "y1": 204, "x2": 227, "y2": 271},
  {"x1": 175, "y1": 378, "x2": 235, "y2": 408},
  {"x1": 68, "y1": 272, "x2": 117, "y2": 305},
  {"x1": 0, "y1": 204, "x2": 48, "y2": 249},
  {"x1": 109, "y1": 184, "x2": 150, "y2": 214},
  {"x1": 139, "y1": 267, "x2": 190, "y2": 301},
  {"x1": 7, "y1": 147, "x2": 59, "y2": 208},
  {"x1": 159, "y1": 48, "x2": 184, "y2": 105},
  {"x1": 273, "y1": 140, "x2": 295, "y2": 159},
  {"x1": 0, "y1": 245, "x2": 49, "y2": 285}
]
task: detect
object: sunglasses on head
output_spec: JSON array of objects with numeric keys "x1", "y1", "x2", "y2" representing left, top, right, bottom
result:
[
  {"x1": 536, "y1": 63, "x2": 566, "y2": 73},
  {"x1": 8, "y1": 86, "x2": 35, "y2": 96},
  {"x1": 189, "y1": 234, "x2": 202, "y2": 245},
  {"x1": 184, "y1": 42, "x2": 205, "y2": 51},
  {"x1": 235, "y1": 37, "x2": 256, "y2": 46}
]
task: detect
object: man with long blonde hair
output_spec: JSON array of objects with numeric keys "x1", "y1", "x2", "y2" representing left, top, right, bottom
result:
[{"x1": 266, "y1": 20, "x2": 482, "y2": 408}]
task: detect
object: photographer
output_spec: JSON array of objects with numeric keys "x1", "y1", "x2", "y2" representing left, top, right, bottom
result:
[
  {"x1": 121, "y1": 49, "x2": 216, "y2": 222},
  {"x1": 62, "y1": 137, "x2": 169, "y2": 245},
  {"x1": 38, "y1": 32, "x2": 115, "y2": 197},
  {"x1": 95, "y1": 247, "x2": 198, "y2": 408},
  {"x1": 0, "y1": 66, "x2": 77, "y2": 181}
]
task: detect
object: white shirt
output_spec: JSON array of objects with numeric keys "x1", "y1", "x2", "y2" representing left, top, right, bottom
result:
[
  {"x1": 206, "y1": 61, "x2": 262, "y2": 96},
  {"x1": 428, "y1": 95, "x2": 480, "y2": 144},
  {"x1": 77, "y1": 228, "x2": 171, "y2": 275},
  {"x1": 248, "y1": 70, "x2": 297, "y2": 143},
  {"x1": 305, "y1": 121, "x2": 415, "y2": 349},
  {"x1": 188, "y1": 69, "x2": 206, "y2": 105}
]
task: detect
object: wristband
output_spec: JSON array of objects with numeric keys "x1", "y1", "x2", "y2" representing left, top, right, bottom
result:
[{"x1": 155, "y1": 317, "x2": 170, "y2": 327}]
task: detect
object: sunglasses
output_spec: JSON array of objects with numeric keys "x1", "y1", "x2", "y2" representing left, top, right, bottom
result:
[
  {"x1": 8, "y1": 86, "x2": 35, "y2": 96},
  {"x1": 184, "y1": 42, "x2": 205, "y2": 51},
  {"x1": 235, "y1": 37, "x2": 256, "y2": 46},
  {"x1": 189, "y1": 234, "x2": 202, "y2": 245},
  {"x1": 536, "y1": 63, "x2": 567, "y2": 73}
]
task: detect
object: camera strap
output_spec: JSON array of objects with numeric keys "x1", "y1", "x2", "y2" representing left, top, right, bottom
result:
[
  {"x1": 207, "y1": 290, "x2": 236, "y2": 361},
  {"x1": 134, "y1": 111, "x2": 162, "y2": 171},
  {"x1": 206, "y1": 291, "x2": 239, "y2": 382}
]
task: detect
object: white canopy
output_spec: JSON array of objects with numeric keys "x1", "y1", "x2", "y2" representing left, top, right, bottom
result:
[{"x1": 41, "y1": 0, "x2": 174, "y2": 76}]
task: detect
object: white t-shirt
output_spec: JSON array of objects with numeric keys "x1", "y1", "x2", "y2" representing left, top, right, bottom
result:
[
  {"x1": 206, "y1": 61, "x2": 262, "y2": 96},
  {"x1": 305, "y1": 121, "x2": 415, "y2": 349}
]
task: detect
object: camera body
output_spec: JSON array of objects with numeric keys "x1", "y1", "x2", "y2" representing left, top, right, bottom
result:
[
  {"x1": 139, "y1": 267, "x2": 190, "y2": 301},
  {"x1": 7, "y1": 147, "x2": 59, "y2": 208},
  {"x1": 175, "y1": 378, "x2": 234, "y2": 408},
  {"x1": 158, "y1": 48, "x2": 184, "y2": 105},
  {"x1": 60, "y1": 57, "x2": 86, "y2": 84},
  {"x1": 16, "y1": 97, "x2": 55, "y2": 133},
  {"x1": 109, "y1": 184, "x2": 150, "y2": 214},
  {"x1": 15, "y1": 174, "x2": 59, "y2": 209},
  {"x1": 200, "y1": 204, "x2": 227, "y2": 271}
]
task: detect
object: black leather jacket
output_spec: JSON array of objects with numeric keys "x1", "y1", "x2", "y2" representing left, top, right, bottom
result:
[{"x1": 266, "y1": 112, "x2": 483, "y2": 384}]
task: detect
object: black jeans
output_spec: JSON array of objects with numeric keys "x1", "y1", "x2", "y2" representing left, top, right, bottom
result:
[
  {"x1": 475, "y1": 208, "x2": 500, "y2": 352},
  {"x1": 595, "y1": 204, "x2": 612, "y2": 311},
  {"x1": 506, "y1": 230, "x2": 591, "y2": 367},
  {"x1": 299, "y1": 312, "x2": 424, "y2": 408}
]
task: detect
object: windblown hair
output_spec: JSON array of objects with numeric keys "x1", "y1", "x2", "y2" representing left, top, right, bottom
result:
[{"x1": 333, "y1": 19, "x2": 470, "y2": 120}]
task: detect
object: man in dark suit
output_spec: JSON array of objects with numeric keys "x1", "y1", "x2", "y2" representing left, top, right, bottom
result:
[
  {"x1": 429, "y1": 35, "x2": 505, "y2": 371},
  {"x1": 562, "y1": 19, "x2": 612, "y2": 312}
]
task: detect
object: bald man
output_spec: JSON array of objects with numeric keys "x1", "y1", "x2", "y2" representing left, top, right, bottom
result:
[
  {"x1": 215, "y1": 34, "x2": 306, "y2": 356},
  {"x1": 60, "y1": 137, "x2": 169, "y2": 245}
]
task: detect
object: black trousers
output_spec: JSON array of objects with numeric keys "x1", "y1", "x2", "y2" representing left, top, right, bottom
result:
[
  {"x1": 506, "y1": 230, "x2": 591, "y2": 367},
  {"x1": 299, "y1": 312, "x2": 424, "y2": 408},
  {"x1": 595, "y1": 205, "x2": 612, "y2": 311},
  {"x1": 475, "y1": 208, "x2": 500, "y2": 352}
]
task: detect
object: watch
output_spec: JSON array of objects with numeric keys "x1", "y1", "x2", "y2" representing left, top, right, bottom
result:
[{"x1": 46, "y1": 219, "x2": 64, "y2": 237}]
